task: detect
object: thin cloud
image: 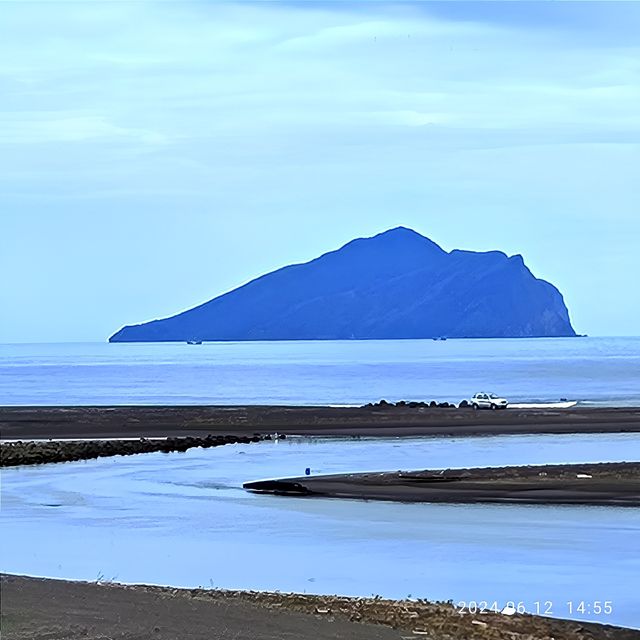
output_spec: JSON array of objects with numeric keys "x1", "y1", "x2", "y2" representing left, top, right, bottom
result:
[{"x1": 0, "y1": 113, "x2": 169, "y2": 146}]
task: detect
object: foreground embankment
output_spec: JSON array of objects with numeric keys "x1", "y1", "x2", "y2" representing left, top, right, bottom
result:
[
  {"x1": 2, "y1": 575, "x2": 638, "y2": 640},
  {"x1": 0, "y1": 434, "x2": 269, "y2": 467},
  {"x1": 2, "y1": 405, "x2": 640, "y2": 440},
  {"x1": 244, "y1": 462, "x2": 640, "y2": 506}
]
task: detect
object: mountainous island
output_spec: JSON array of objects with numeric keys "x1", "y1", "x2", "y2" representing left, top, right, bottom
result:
[{"x1": 109, "y1": 227, "x2": 576, "y2": 342}]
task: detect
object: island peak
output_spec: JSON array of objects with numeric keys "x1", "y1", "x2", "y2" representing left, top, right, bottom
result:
[{"x1": 109, "y1": 227, "x2": 575, "y2": 342}]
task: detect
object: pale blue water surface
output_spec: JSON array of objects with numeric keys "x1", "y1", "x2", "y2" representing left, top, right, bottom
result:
[
  {"x1": 2, "y1": 434, "x2": 639, "y2": 628},
  {"x1": 1, "y1": 337, "x2": 639, "y2": 405}
]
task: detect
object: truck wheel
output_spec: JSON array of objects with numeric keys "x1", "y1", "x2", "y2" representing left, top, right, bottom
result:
[
  {"x1": 491, "y1": 404, "x2": 497, "y2": 410},
  {"x1": 472, "y1": 403, "x2": 479, "y2": 410}
]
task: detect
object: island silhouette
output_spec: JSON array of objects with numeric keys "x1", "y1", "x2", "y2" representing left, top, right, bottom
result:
[{"x1": 109, "y1": 227, "x2": 576, "y2": 342}]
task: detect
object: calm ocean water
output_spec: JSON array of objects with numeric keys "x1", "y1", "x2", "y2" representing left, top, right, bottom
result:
[
  {"x1": 3, "y1": 434, "x2": 639, "y2": 627},
  {"x1": 0, "y1": 337, "x2": 639, "y2": 406},
  {"x1": 0, "y1": 338, "x2": 640, "y2": 405}
]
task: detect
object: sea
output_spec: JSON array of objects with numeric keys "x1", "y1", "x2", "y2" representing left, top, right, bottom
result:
[{"x1": 0, "y1": 336, "x2": 639, "y2": 406}]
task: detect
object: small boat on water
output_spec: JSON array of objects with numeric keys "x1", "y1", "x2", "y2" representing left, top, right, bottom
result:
[{"x1": 186, "y1": 340, "x2": 203, "y2": 345}]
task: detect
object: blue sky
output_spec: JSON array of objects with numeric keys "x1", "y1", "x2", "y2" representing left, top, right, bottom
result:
[{"x1": 1, "y1": 1, "x2": 639, "y2": 342}]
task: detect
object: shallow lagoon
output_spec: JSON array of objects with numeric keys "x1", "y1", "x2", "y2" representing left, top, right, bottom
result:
[{"x1": 2, "y1": 433, "x2": 640, "y2": 628}]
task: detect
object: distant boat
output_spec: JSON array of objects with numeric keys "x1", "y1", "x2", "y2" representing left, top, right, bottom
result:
[{"x1": 186, "y1": 340, "x2": 202, "y2": 345}]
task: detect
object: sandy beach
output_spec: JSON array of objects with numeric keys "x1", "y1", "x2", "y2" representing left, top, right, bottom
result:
[
  {"x1": 3, "y1": 575, "x2": 638, "y2": 640},
  {"x1": 2, "y1": 405, "x2": 639, "y2": 440},
  {"x1": 244, "y1": 461, "x2": 640, "y2": 506}
]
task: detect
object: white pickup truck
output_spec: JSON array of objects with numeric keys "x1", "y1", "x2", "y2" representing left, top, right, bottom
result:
[{"x1": 470, "y1": 392, "x2": 509, "y2": 410}]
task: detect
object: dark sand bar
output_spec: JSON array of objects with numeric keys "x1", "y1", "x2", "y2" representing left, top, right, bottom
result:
[
  {"x1": 2, "y1": 405, "x2": 640, "y2": 440},
  {"x1": 3, "y1": 575, "x2": 639, "y2": 640},
  {"x1": 244, "y1": 462, "x2": 640, "y2": 506}
]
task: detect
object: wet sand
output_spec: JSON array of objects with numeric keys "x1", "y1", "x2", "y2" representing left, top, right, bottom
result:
[
  {"x1": 2, "y1": 405, "x2": 639, "y2": 440},
  {"x1": 244, "y1": 462, "x2": 640, "y2": 506},
  {"x1": 2, "y1": 575, "x2": 638, "y2": 640}
]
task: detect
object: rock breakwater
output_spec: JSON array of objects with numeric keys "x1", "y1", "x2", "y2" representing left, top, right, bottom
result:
[{"x1": 0, "y1": 434, "x2": 273, "y2": 467}]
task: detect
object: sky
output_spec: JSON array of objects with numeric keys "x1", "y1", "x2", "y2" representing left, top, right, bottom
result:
[{"x1": 1, "y1": 0, "x2": 639, "y2": 342}]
